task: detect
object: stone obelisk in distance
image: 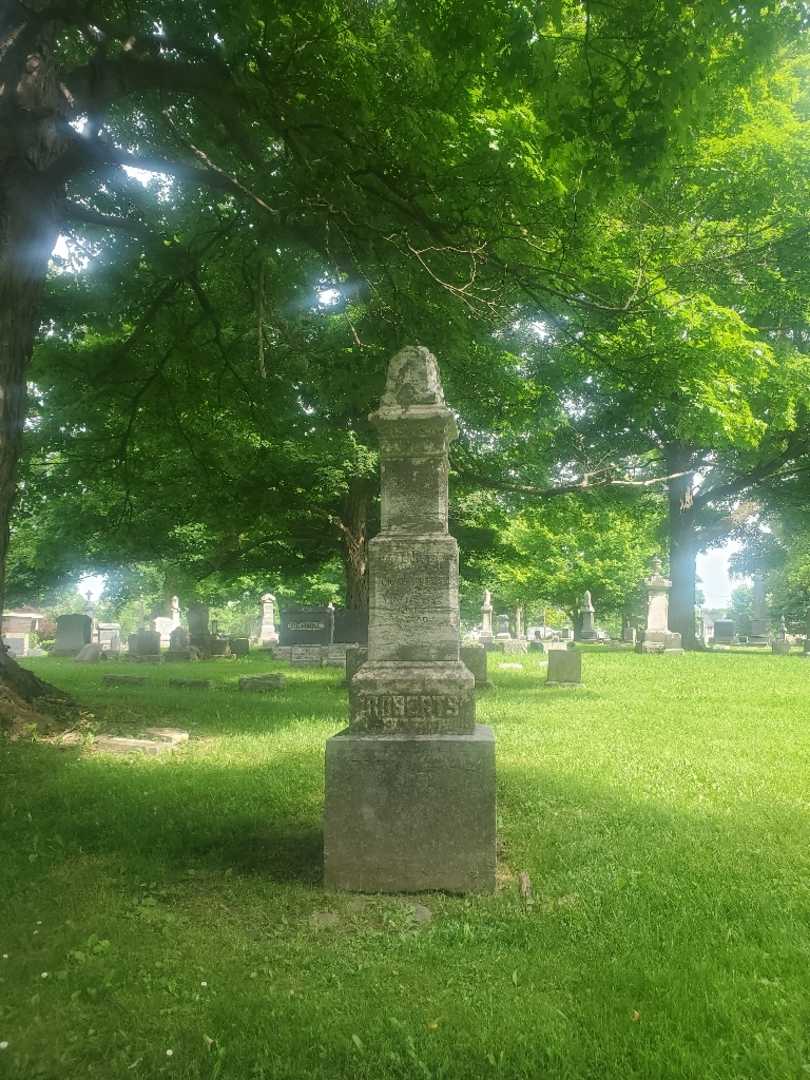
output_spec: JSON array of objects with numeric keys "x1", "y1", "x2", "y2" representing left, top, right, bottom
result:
[{"x1": 323, "y1": 346, "x2": 496, "y2": 892}]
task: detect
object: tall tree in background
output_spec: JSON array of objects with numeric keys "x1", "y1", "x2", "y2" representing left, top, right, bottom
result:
[{"x1": 508, "y1": 49, "x2": 810, "y2": 648}]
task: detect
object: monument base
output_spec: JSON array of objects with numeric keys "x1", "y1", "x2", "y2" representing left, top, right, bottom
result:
[
  {"x1": 636, "y1": 629, "x2": 683, "y2": 655},
  {"x1": 324, "y1": 726, "x2": 496, "y2": 893},
  {"x1": 772, "y1": 641, "x2": 791, "y2": 655}
]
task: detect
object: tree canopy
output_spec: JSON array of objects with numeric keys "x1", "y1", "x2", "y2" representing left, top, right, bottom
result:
[{"x1": 2, "y1": 1, "x2": 809, "y2": 665}]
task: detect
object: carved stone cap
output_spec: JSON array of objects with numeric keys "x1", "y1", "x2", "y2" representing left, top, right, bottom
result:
[
  {"x1": 370, "y1": 346, "x2": 457, "y2": 435},
  {"x1": 261, "y1": 593, "x2": 276, "y2": 604},
  {"x1": 645, "y1": 556, "x2": 671, "y2": 589}
]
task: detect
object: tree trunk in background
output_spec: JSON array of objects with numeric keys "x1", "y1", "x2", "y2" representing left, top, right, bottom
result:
[
  {"x1": 340, "y1": 477, "x2": 374, "y2": 609},
  {"x1": 665, "y1": 445, "x2": 699, "y2": 651},
  {"x1": 0, "y1": 16, "x2": 69, "y2": 702}
]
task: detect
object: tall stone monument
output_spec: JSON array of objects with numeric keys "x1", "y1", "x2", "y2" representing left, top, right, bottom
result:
[
  {"x1": 153, "y1": 596, "x2": 182, "y2": 649},
  {"x1": 636, "y1": 558, "x2": 683, "y2": 654},
  {"x1": 480, "y1": 589, "x2": 494, "y2": 644},
  {"x1": 749, "y1": 574, "x2": 770, "y2": 645},
  {"x1": 258, "y1": 592, "x2": 279, "y2": 646},
  {"x1": 324, "y1": 347, "x2": 496, "y2": 893},
  {"x1": 576, "y1": 590, "x2": 598, "y2": 642}
]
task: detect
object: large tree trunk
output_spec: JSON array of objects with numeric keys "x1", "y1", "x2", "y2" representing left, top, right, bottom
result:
[
  {"x1": 0, "y1": 14, "x2": 70, "y2": 704},
  {"x1": 340, "y1": 476, "x2": 374, "y2": 609},
  {"x1": 665, "y1": 444, "x2": 699, "y2": 650}
]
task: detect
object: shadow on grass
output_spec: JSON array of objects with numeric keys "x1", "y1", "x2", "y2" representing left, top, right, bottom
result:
[{"x1": 0, "y1": 740, "x2": 326, "y2": 888}]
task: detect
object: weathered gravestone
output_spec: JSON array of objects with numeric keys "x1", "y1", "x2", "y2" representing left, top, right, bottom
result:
[
  {"x1": 749, "y1": 574, "x2": 770, "y2": 645},
  {"x1": 74, "y1": 643, "x2": 104, "y2": 663},
  {"x1": 546, "y1": 648, "x2": 582, "y2": 686},
  {"x1": 229, "y1": 637, "x2": 250, "y2": 657},
  {"x1": 576, "y1": 590, "x2": 598, "y2": 642},
  {"x1": 332, "y1": 608, "x2": 369, "y2": 645},
  {"x1": 257, "y1": 592, "x2": 279, "y2": 647},
  {"x1": 495, "y1": 613, "x2": 511, "y2": 639},
  {"x1": 324, "y1": 346, "x2": 496, "y2": 893},
  {"x1": 772, "y1": 616, "x2": 791, "y2": 655},
  {"x1": 52, "y1": 613, "x2": 92, "y2": 657},
  {"x1": 461, "y1": 643, "x2": 490, "y2": 689},
  {"x1": 324, "y1": 644, "x2": 349, "y2": 667},
  {"x1": 480, "y1": 589, "x2": 494, "y2": 645},
  {"x1": 239, "y1": 674, "x2": 286, "y2": 692},
  {"x1": 165, "y1": 625, "x2": 197, "y2": 662},
  {"x1": 95, "y1": 622, "x2": 121, "y2": 653},
  {"x1": 290, "y1": 645, "x2": 322, "y2": 667},
  {"x1": 153, "y1": 595, "x2": 182, "y2": 648},
  {"x1": 279, "y1": 606, "x2": 333, "y2": 646},
  {"x1": 2, "y1": 634, "x2": 28, "y2": 657},
  {"x1": 636, "y1": 559, "x2": 683, "y2": 654},
  {"x1": 188, "y1": 603, "x2": 212, "y2": 655},
  {"x1": 713, "y1": 619, "x2": 736, "y2": 646},
  {"x1": 128, "y1": 628, "x2": 161, "y2": 660}
]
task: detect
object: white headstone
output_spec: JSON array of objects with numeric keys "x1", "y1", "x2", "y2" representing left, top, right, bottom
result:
[{"x1": 258, "y1": 592, "x2": 279, "y2": 646}]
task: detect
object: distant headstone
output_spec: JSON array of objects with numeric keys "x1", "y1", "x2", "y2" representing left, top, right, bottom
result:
[
  {"x1": 129, "y1": 628, "x2": 161, "y2": 658},
  {"x1": 169, "y1": 625, "x2": 190, "y2": 650},
  {"x1": 713, "y1": 620, "x2": 736, "y2": 646},
  {"x1": 103, "y1": 674, "x2": 148, "y2": 686},
  {"x1": 188, "y1": 603, "x2": 211, "y2": 654},
  {"x1": 74, "y1": 643, "x2": 104, "y2": 663},
  {"x1": 332, "y1": 608, "x2": 369, "y2": 645},
  {"x1": 749, "y1": 574, "x2": 770, "y2": 645},
  {"x1": 324, "y1": 644, "x2": 349, "y2": 667},
  {"x1": 258, "y1": 592, "x2": 279, "y2": 646},
  {"x1": 165, "y1": 625, "x2": 196, "y2": 661},
  {"x1": 480, "y1": 590, "x2": 494, "y2": 645},
  {"x1": 209, "y1": 637, "x2": 231, "y2": 657},
  {"x1": 546, "y1": 649, "x2": 582, "y2": 686},
  {"x1": 622, "y1": 626, "x2": 637, "y2": 645},
  {"x1": 514, "y1": 606, "x2": 524, "y2": 640},
  {"x1": 495, "y1": 614, "x2": 511, "y2": 639},
  {"x1": 290, "y1": 645, "x2": 323, "y2": 667},
  {"x1": 239, "y1": 674, "x2": 286, "y2": 692},
  {"x1": 324, "y1": 346, "x2": 495, "y2": 893},
  {"x1": 2, "y1": 633, "x2": 28, "y2": 657},
  {"x1": 279, "y1": 606, "x2": 333, "y2": 646},
  {"x1": 576, "y1": 590, "x2": 598, "y2": 642},
  {"x1": 52, "y1": 613, "x2": 92, "y2": 657},
  {"x1": 461, "y1": 643, "x2": 489, "y2": 689},
  {"x1": 636, "y1": 559, "x2": 683, "y2": 654},
  {"x1": 229, "y1": 637, "x2": 250, "y2": 657},
  {"x1": 153, "y1": 595, "x2": 182, "y2": 648},
  {"x1": 95, "y1": 622, "x2": 121, "y2": 653},
  {"x1": 772, "y1": 616, "x2": 790, "y2": 655}
]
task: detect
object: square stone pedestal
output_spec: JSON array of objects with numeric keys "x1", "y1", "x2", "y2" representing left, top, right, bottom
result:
[
  {"x1": 324, "y1": 726, "x2": 496, "y2": 893},
  {"x1": 636, "y1": 630, "x2": 683, "y2": 655}
]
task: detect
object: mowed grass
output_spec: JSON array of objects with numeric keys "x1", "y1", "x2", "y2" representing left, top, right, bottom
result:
[{"x1": 1, "y1": 650, "x2": 810, "y2": 1080}]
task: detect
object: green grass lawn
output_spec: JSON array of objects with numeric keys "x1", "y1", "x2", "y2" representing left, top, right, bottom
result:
[{"x1": 1, "y1": 650, "x2": 809, "y2": 1079}]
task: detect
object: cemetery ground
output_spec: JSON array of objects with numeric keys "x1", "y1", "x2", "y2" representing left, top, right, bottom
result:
[{"x1": 1, "y1": 653, "x2": 809, "y2": 1080}]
